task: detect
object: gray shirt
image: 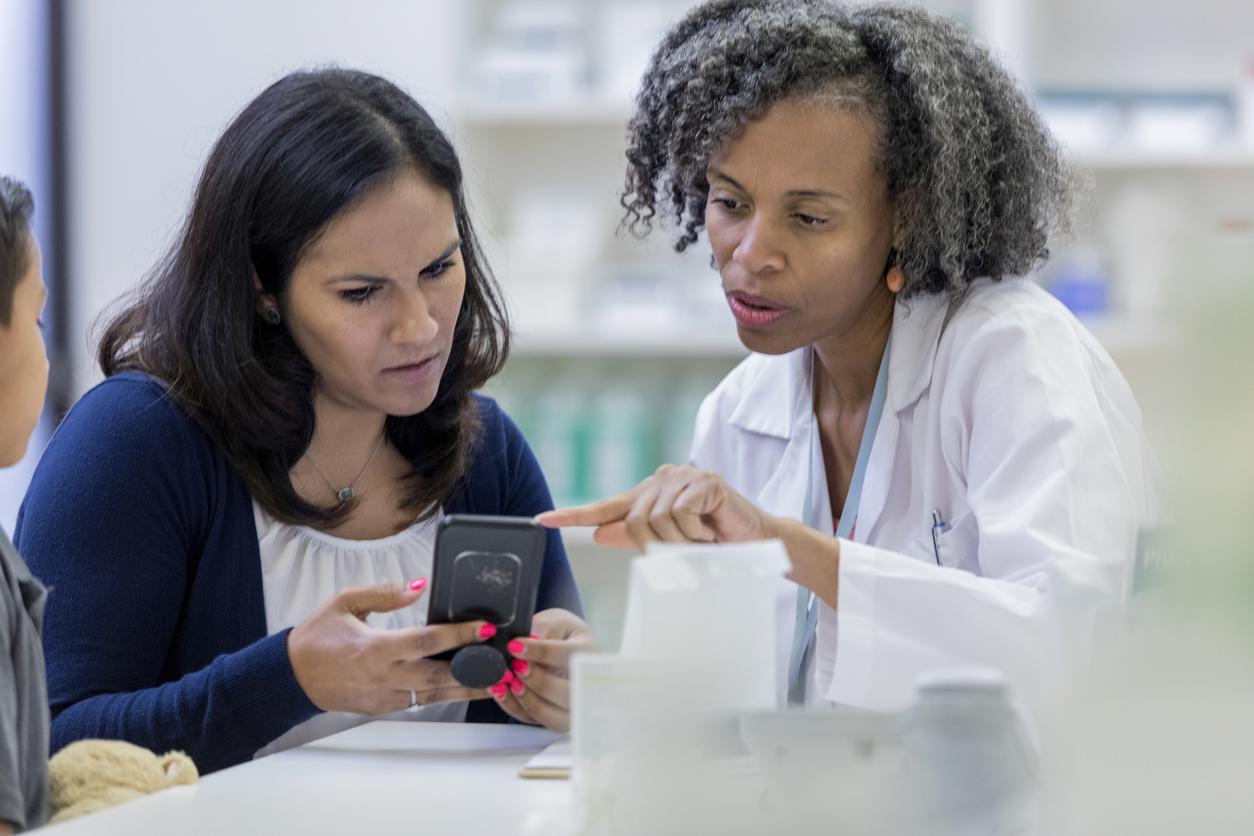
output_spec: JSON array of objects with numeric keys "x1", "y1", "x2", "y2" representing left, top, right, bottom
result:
[{"x1": 0, "y1": 527, "x2": 49, "y2": 832}]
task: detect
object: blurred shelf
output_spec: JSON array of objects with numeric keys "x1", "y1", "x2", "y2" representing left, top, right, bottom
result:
[
  {"x1": 455, "y1": 97, "x2": 1254, "y2": 167},
  {"x1": 510, "y1": 325, "x2": 748, "y2": 357},
  {"x1": 509, "y1": 318, "x2": 1175, "y2": 357},
  {"x1": 1067, "y1": 147, "x2": 1254, "y2": 171},
  {"x1": 455, "y1": 95, "x2": 631, "y2": 128}
]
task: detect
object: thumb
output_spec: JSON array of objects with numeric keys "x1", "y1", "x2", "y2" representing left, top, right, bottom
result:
[{"x1": 335, "y1": 579, "x2": 427, "y2": 618}]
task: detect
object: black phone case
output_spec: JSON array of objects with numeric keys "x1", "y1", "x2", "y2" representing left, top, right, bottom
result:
[{"x1": 427, "y1": 515, "x2": 546, "y2": 677}]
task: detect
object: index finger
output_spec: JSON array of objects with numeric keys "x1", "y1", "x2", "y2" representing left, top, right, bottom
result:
[
  {"x1": 374, "y1": 619, "x2": 490, "y2": 662},
  {"x1": 535, "y1": 491, "x2": 637, "y2": 528}
]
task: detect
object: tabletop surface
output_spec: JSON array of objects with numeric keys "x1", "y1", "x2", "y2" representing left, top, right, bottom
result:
[{"x1": 43, "y1": 722, "x2": 573, "y2": 835}]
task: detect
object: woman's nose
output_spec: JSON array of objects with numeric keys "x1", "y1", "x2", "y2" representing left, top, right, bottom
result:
[
  {"x1": 389, "y1": 289, "x2": 439, "y2": 345},
  {"x1": 731, "y1": 215, "x2": 786, "y2": 275}
]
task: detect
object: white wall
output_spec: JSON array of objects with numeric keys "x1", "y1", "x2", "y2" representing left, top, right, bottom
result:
[
  {"x1": 1032, "y1": 0, "x2": 1254, "y2": 92},
  {"x1": 64, "y1": 0, "x2": 467, "y2": 398},
  {"x1": 0, "y1": 0, "x2": 51, "y2": 533}
]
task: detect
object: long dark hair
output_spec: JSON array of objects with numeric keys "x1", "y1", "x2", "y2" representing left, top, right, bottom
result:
[{"x1": 100, "y1": 68, "x2": 510, "y2": 526}]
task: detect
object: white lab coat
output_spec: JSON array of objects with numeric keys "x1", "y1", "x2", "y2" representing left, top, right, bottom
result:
[{"x1": 690, "y1": 278, "x2": 1155, "y2": 712}]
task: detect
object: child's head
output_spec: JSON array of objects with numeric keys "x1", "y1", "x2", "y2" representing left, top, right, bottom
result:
[{"x1": 0, "y1": 175, "x2": 48, "y2": 467}]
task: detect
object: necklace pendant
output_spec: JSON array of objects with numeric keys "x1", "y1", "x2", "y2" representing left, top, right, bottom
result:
[{"x1": 336, "y1": 486, "x2": 355, "y2": 503}]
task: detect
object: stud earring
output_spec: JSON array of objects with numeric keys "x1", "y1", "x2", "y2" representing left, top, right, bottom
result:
[
  {"x1": 263, "y1": 307, "x2": 281, "y2": 325},
  {"x1": 886, "y1": 265, "x2": 906, "y2": 294}
]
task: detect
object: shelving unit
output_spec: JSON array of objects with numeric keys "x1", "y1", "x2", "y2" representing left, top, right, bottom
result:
[
  {"x1": 456, "y1": 95, "x2": 630, "y2": 127},
  {"x1": 511, "y1": 326, "x2": 747, "y2": 358},
  {"x1": 1070, "y1": 148, "x2": 1254, "y2": 171}
]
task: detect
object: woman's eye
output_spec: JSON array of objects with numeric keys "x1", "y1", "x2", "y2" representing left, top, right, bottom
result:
[
  {"x1": 339, "y1": 285, "x2": 379, "y2": 304},
  {"x1": 711, "y1": 197, "x2": 740, "y2": 211},
  {"x1": 794, "y1": 213, "x2": 828, "y2": 228},
  {"x1": 421, "y1": 260, "x2": 454, "y2": 279}
]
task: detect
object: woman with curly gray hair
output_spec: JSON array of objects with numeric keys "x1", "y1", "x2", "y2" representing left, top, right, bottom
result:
[{"x1": 542, "y1": 0, "x2": 1154, "y2": 711}]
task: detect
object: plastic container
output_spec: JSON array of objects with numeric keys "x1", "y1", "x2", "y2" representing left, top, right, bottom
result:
[
  {"x1": 1043, "y1": 245, "x2": 1111, "y2": 319},
  {"x1": 587, "y1": 378, "x2": 657, "y2": 499},
  {"x1": 662, "y1": 372, "x2": 714, "y2": 466},
  {"x1": 901, "y1": 668, "x2": 1040, "y2": 835},
  {"x1": 526, "y1": 375, "x2": 592, "y2": 506},
  {"x1": 1241, "y1": 58, "x2": 1254, "y2": 148},
  {"x1": 738, "y1": 708, "x2": 906, "y2": 835}
]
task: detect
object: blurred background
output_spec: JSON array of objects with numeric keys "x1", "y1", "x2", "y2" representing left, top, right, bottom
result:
[{"x1": 2, "y1": 0, "x2": 1253, "y2": 651}]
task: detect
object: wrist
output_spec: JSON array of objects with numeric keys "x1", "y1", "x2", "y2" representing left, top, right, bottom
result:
[
  {"x1": 774, "y1": 516, "x2": 841, "y2": 609},
  {"x1": 759, "y1": 511, "x2": 785, "y2": 542},
  {"x1": 284, "y1": 624, "x2": 320, "y2": 710}
]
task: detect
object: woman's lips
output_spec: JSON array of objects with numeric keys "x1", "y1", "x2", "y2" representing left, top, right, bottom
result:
[
  {"x1": 726, "y1": 291, "x2": 788, "y2": 328},
  {"x1": 382, "y1": 356, "x2": 438, "y2": 385}
]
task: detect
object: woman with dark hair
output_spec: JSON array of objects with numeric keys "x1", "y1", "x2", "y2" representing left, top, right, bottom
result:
[
  {"x1": 542, "y1": 0, "x2": 1155, "y2": 710},
  {"x1": 17, "y1": 68, "x2": 589, "y2": 774}
]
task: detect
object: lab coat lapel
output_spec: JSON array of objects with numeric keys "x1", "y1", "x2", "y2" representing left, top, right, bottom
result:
[
  {"x1": 852, "y1": 294, "x2": 951, "y2": 540},
  {"x1": 740, "y1": 350, "x2": 829, "y2": 527}
]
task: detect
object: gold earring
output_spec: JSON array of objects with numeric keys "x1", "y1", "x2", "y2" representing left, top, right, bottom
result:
[{"x1": 886, "y1": 265, "x2": 905, "y2": 294}]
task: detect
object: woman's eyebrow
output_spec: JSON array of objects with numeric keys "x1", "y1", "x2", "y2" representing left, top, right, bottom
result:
[
  {"x1": 786, "y1": 188, "x2": 848, "y2": 204},
  {"x1": 324, "y1": 240, "x2": 462, "y2": 285},
  {"x1": 706, "y1": 167, "x2": 746, "y2": 191},
  {"x1": 420, "y1": 240, "x2": 462, "y2": 272},
  {"x1": 708, "y1": 167, "x2": 848, "y2": 205}
]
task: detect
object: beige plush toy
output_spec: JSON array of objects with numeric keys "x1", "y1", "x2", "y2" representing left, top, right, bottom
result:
[{"x1": 48, "y1": 739, "x2": 198, "y2": 823}]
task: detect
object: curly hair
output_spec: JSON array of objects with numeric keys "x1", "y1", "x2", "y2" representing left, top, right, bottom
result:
[{"x1": 622, "y1": 0, "x2": 1072, "y2": 297}]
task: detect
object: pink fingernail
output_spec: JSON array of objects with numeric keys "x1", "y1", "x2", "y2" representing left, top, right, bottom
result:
[
  {"x1": 512, "y1": 659, "x2": 530, "y2": 677},
  {"x1": 509, "y1": 678, "x2": 525, "y2": 696},
  {"x1": 529, "y1": 634, "x2": 539, "y2": 639},
  {"x1": 507, "y1": 639, "x2": 525, "y2": 656},
  {"x1": 490, "y1": 684, "x2": 507, "y2": 699},
  {"x1": 479, "y1": 624, "x2": 497, "y2": 640},
  {"x1": 409, "y1": 578, "x2": 427, "y2": 591}
]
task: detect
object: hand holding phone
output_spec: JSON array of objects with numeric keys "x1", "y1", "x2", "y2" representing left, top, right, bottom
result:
[{"x1": 426, "y1": 515, "x2": 546, "y2": 688}]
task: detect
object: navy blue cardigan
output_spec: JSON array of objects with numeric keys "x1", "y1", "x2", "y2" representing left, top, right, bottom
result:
[{"x1": 15, "y1": 373, "x2": 580, "y2": 774}]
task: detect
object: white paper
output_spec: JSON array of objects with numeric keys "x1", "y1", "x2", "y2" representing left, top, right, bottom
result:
[{"x1": 519, "y1": 736, "x2": 572, "y2": 778}]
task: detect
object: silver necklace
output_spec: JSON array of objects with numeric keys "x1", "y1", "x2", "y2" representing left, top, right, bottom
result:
[{"x1": 305, "y1": 430, "x2": 387, "y2": 503}]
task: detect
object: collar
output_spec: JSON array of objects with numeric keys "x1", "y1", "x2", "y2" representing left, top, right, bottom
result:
[{"x1": 727, "y1": 291, "x2": 952, "y2": 441}]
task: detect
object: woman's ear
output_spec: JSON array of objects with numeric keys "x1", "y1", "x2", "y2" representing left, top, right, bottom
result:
[
  {"x1": 252, "y1": 271, "x2": 276, "y2": 314},
  {"x1": 252, "y1": 271, "x2": 282, "y2": 325}
]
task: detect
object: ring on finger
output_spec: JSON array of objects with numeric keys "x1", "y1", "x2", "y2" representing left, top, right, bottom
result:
[{"x1": 407, "y1": 689, "x2": 419, "y2": 711}]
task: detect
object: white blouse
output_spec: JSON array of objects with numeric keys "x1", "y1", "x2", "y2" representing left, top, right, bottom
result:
[{"x1": 252, "y1": 502, "x2": 467, "y2": 758}]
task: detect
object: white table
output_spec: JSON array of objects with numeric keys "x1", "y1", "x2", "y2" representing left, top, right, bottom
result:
[{"x1": 44, "y1": 722, "x2": 573, "y2": 835}]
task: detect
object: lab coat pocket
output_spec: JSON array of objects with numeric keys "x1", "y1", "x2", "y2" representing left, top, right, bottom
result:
[{"x1": 934, "y1": 511, "x2": 979, "y2": 571}]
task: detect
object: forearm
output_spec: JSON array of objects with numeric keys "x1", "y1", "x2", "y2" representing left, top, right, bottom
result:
[
  {"x1": 767, "y1": 515, "x2": 841, "y2": 609},
  {"x1": 52, "y1": 630, "x2": 318, "y2": 774}
]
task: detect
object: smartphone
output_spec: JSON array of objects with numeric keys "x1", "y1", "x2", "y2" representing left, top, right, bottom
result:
[{"x1": 427, "y1": 514, "x2": 547, "y2": 688}]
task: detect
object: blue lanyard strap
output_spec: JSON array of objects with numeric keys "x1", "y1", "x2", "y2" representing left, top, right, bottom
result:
[{"x1": 786, "y1": 337, "x2": 891, "y2": 705}]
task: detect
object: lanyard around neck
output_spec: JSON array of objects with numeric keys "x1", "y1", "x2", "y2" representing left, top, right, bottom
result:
[{"x1": 786, "y1": 336, "x2": 891, "y2": 705}]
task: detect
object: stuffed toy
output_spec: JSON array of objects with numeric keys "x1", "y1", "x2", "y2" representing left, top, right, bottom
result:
[{"x1": 48, "y1": 740, "x2": 198, "y2": 823}]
